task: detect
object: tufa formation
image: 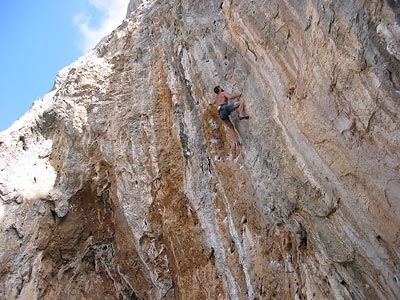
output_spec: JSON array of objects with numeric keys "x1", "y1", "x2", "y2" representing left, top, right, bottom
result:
[{"x1": 0, "y1": 0, "x2": 399, "y2": 299}]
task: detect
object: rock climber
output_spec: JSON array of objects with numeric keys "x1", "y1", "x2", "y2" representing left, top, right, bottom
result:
[{"x1": 210, "y1": 85, "x2": 249, "y2": 146}]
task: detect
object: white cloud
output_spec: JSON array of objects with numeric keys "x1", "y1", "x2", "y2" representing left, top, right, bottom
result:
[{"x1": 74, "y1": 0, "x2": 130, "y2": 52}]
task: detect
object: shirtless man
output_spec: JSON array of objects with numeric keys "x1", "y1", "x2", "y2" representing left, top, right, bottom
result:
[{"x1": 210, "y1": 85, "x2": 249, "y2": 145}]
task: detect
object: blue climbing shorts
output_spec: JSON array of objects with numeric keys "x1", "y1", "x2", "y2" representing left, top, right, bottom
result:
[{"x1": 218, "y1": 103, "x2": 235, "y2": 122}]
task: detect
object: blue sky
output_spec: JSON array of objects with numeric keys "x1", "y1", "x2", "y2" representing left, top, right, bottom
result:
[{"x1": 0, "y1": 0, "x2": 129, "y2": 131}]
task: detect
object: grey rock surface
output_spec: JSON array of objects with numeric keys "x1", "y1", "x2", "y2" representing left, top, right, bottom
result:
[{"x1": 0, "y1": 0, "x2": 399, "y2": 299}]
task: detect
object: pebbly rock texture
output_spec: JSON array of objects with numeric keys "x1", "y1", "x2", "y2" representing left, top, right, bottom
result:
[{"x1": 1, "y1": 0, "x2": 399, "y2": 299}]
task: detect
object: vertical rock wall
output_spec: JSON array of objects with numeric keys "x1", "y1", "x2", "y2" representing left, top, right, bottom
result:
[{"x1": 0, "y1": 0, "x2": 399, "y2": 299}]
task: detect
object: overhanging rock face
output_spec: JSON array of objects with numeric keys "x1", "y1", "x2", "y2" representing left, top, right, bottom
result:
[{"x1": 0, "y1": 1, "x2": 399, "y2": 299}]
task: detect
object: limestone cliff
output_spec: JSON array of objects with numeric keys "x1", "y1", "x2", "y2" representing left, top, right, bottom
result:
[{"x1": 1, "y1": 0, "x2": 399, "y2": 299}]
